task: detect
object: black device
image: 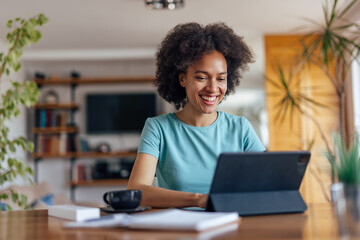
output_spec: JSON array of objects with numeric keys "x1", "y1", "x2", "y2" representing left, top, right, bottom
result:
[
  {"x1": 86, "y1": 93, "x2": 157, "y2": 134},
  {"x1": 92, "y1": 161, "x2": 109, "y2": 180},
  {"x1": 206, "y1": 151, "x2": 310, "y2": 216}
]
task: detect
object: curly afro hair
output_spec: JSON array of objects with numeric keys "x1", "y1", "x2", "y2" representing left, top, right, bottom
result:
[{"x1": 154, "y1": 22, "x2": 254, "y2": 110}]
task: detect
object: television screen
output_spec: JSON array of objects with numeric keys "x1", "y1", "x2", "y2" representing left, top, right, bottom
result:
[{"x1": 86, "y1": 93, "x2": 157, "y2": 133}]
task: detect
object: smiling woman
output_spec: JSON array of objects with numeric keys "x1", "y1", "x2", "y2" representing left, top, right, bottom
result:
[
  {"x1": 177, "y1": 50, "x2": 228, "y2": 125},
  {"x1": 127, "y1": 22, "x2": 265, "y2": 209}
]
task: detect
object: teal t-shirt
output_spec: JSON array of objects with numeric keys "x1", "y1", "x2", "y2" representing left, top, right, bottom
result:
[{"x1": 137, "y1": 111, "x2": 265, "y2": 194}]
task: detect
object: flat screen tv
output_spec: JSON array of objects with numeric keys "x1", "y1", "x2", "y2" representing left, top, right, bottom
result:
[{"x1": 86, "y1": 93, "x2": 157, "y2": 134}]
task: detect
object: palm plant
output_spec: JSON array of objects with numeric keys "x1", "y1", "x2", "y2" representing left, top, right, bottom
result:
[
  {"x1": 326, "y1": 133, "x2": 360, "y2": 185},
  {"x1": 266, "y1": 63, "x2": 332, "y2": 153},
  {"x1": 0, "y1": 14, "x2": 48, "y2": 210},
  {"x1": 268, "y1": 0, "x2": 360, "y2": 147},
  {"x1": 267, "y1": 0, "x2": 360, "y2": 188},
  {"x1": 297, "y1": 0, "x2": 360, "y2": 141}
]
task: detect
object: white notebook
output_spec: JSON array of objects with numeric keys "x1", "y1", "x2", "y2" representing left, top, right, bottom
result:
[
  {"x1": 48, "y1": 205, "x2": 100, "y2": 221},
  {"x1": 64, "y1": 209, "x2": 239, "y2": 231}
]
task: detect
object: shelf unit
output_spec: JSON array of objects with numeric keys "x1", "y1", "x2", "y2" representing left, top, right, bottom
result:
[
  {"x1": 32, "y1": 76, "x2": 152, "y2": 200},
  {"x1": 34, "y1": 76, "x2": 153, "y2": 85},
  {"x1": 33, "y1": 150, "x2": 137, "y2": 159},
  {"x1": 33, "y1": 126, "x2": 78, "y2": 134},
  {"x1": 69, "y1": 179, "x2": 129, "y2": 187}
]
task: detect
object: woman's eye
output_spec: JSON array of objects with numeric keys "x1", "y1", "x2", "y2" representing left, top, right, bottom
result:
[
  {"x1": 195, "y1": 76, "x2": 207, "y2": 80},
  {"x1": 218, "y1": 78, "x2": 226, "y2": 81}
]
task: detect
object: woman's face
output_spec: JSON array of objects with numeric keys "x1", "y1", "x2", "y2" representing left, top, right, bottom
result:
[{"x1": 179, "y1": 50, "x2": 227, "y2": 115}]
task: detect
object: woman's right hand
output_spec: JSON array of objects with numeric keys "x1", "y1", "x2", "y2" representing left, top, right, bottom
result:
[{"x1": 197, "y1": 194, "x2": 209, "y2": 209}]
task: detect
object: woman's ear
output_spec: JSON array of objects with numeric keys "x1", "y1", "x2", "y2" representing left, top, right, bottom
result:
[{"x1": 179, "y1": 73, "x2": 186, "y2": 87}]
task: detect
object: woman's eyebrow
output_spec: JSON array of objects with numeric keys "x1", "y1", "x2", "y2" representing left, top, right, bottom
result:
[
  {"x1": 194, "y1": 70, "x2": 208, "y2": 74},
  {"x1": 194, "y1": 70, "x2": 227, "y2": 75}
]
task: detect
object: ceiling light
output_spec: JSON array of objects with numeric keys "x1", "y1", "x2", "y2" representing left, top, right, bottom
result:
[{"x1": 145, "y1": 0, "x2": 184, "y2": 10}]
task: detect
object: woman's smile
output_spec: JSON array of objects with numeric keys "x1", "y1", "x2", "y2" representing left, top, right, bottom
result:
[{"x1": 200, "y1": 95, "x2": 217, "y2": 104}]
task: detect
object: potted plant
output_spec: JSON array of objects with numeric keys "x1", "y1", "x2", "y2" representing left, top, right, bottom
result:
[
  {"x1": 266, "y1": 0, "x2": 360, "y2": 198},
  {"x1": 268, "y1": 0, "x2": 360, "y2": 144},
  {"x1": 327, "y1": 134, "x2": 360, "y2": 187},
  {"x1": 326, "y1": 133, "x2": 360, "y2": 236},
  {"x1": 0, "y1": 14, "x2": 48, "y2": 210}
]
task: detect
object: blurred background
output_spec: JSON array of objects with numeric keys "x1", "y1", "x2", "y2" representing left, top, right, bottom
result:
[{"x1": 1, "y1": 0, "x2": 359, "y2": 205}]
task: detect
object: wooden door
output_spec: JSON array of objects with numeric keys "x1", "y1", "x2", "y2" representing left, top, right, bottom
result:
[{"x1": 265, "y1": 35, "x2": 339, "y2": 203}]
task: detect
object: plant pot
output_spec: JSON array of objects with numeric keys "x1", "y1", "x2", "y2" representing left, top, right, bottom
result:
[
  {"x1": 331, "y1": 183, "x2": 360, "y2": 237},
  {"x1": 344, "y1": 184, "x2": 360, "y2": 221}
]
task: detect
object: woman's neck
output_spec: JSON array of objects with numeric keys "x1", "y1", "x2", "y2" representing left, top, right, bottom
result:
[{"x1": 175, "y1": 106, "x2": 218, "y2": 127}]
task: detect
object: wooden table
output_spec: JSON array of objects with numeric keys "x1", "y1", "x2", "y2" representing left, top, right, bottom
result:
[{"x1": 0, "y1": 203, "x2": 351, "y2": 240}]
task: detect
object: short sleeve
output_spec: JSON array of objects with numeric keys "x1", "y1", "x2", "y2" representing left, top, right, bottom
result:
[
  {"x1": 137, "y1": 118, "x2": 161, "y2": 159},
  {"x1": 242, "y1": 118, "x2": 266, "y2": 152}
]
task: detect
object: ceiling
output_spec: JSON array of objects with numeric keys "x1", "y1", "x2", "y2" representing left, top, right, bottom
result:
[{"x1": 1, "y1": 0, "x2": 359, "y2": 53}]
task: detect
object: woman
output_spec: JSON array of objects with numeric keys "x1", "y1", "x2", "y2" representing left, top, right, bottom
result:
[{"x1": 127, "y1": 22, "x2": 265, "y2": 209}]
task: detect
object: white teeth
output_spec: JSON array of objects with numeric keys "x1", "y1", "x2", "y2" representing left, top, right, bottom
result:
[{"x1": 201, "y1": 96, "x2": 216, "y2": 101}]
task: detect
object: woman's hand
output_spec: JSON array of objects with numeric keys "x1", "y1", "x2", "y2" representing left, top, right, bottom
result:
[{"x1": 197, "y1": 194, "x2": 209, "y2": 209}]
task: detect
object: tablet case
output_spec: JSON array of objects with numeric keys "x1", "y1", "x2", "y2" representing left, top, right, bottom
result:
[{"x1": 206, "y1": 151, "x2": 310, "y2": 216}]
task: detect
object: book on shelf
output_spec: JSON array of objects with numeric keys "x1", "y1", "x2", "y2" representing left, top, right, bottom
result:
[
  {"x1": 72, "y1": 163, "x2": 93, "y2": 182},
  {"x1": 34, "y1": 134, "x2": 90, "y2": 155},
  {"x1": 35, "y1": 109, "x2": 69, "y2": 128},
  {"x1": 64, "y1": 209, "x2": 239, "y2": 232},
  {"x1": 74, "y1": 136, "x2": 90, "y2": 153},
  {"x1": 34, "y1": 132, "x2": 78, "y2": 154}
]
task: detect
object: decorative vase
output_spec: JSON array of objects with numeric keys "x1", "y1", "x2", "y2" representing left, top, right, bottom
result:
[
  {"x1": 331, "y1": 183, "x2": 360, "y2": 237},
  {"x1": 344, "y1": 185, "x2": 360, "y2": 221}
]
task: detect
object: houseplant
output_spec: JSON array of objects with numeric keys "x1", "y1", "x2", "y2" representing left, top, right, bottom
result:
[
  {"x1": 266, "y1": 0, "x2": 360, "y2": 188},
  {"x1": 268, "y1": 0, "x2": 360, "y2": 145},
  {"x1": 0, "y1": 14, "x2": 48, "y2": 210},
  {"x1": 327, "y1": 134, "x2": 360, "y2": 187},
  {"x1": 326, "y1": 133, "x2": 360, "y2": 235},
  {"x1": 295, "y1": 0, "x2": 360, "y2": 142}
]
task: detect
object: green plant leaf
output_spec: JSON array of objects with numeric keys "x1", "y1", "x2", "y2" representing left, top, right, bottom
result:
[
  {"x1": 11, "y1": 192, "x2": 18, "y2": 202},
  {"x1": 327, "y1": 134, "x2": 360, "y2": 184},
  {"x1": 7, "y1": 158, "x2": 14, "y2": 167},
  {"x1": 337, "y1": 0, "x2": 357, "y2": 20},
  {"x1": 6, "y1": 20, "x2": 13, "y2": 28},
  {"x1": 0, "y1": 13, "x2": 47, "y2": 210},
  {"x1": 0, "y1": 193, "x2": 9, "y2": 200},
  {"x1": 27, "y1": 142, "x2": 34, "y2": 152},
  {"x1": 8, "y1": 143, "x2": 16, "y2": 153}
]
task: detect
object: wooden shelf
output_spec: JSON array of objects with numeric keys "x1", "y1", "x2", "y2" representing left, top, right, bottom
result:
[
  {"x1": 33, "y1": 126, "x2": 78, "y2": 134},
  {"x1": 75, "y1": 151, "x2": 137, "y2": 158},
  {"x1": 34, "y1": 76, "x2": 154, "y2": 85},
  {"x1": 69, "y1": 179, "x2": 128, "y2": 187},
  {"x1": 34, "y1": 103, "x2": 79, "y2": 109},
  {"x1": 33, "y1": 153, "x2": 77, "y2": 159},
  {"x1": 32, "y1": 150, "x2": 137, "y2": 159}
]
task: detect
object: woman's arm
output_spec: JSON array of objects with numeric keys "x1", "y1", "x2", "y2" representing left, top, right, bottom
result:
[{"x1": 127, "y1": 153, "x2": 208, "y2": 208}]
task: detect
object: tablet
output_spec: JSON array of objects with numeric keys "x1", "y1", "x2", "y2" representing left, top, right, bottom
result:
[{"x1": 206, "y1": 151, "x2": 310, "y2": 216}]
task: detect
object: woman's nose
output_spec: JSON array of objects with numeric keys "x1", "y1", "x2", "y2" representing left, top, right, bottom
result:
[{"x1": 206, "y1": 79, "x2": 217, "y2": 92}]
